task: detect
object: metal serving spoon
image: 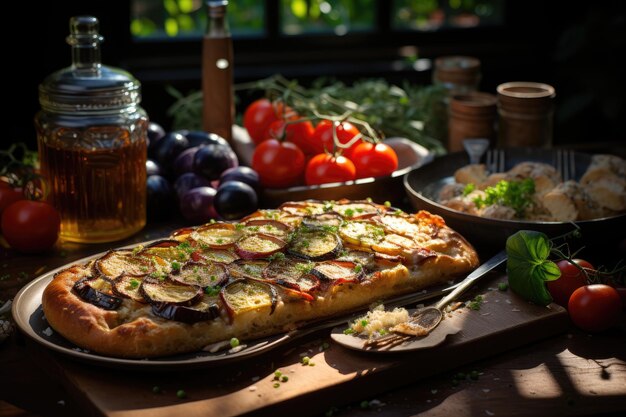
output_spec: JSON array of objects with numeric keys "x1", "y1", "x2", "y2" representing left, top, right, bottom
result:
[{"x1": 365, "y1": 250, "x2": 507, "y2": 349}]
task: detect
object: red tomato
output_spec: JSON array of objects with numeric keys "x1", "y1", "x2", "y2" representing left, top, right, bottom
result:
[
  {"x1": 1, "y1": 200, "x2": 61, "y2": 253},
  {"x1": 243, "y1": 99, "x2": 295, "y2": 145},
  {"x1": 310, "y1": 120, "x2": 361, "y2": 155},
  {"x1": 265, "y1": 119, "x2": 316, "y2": 155},
  {"x1": 347, "y1": 142, "x2": 399, "y2": 179},
  {"x1": 547, "y1": 259, "x2": 594, "y2": 308},
  {"x1": 251, "y1": 139, "x2": 305, "y2": 188},
  {"x1": 568, "y1": 284, "x2": 622, "y2": 332},
  {"x1": 305, "y1": 154, "x2": 356, "y2": 186}
]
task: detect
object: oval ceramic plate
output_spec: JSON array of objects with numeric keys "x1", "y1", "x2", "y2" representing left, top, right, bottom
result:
[
  {"x1": 231, "y1": 125, "x2": 433, "y2": 206},
  {"x1": 403, "y1": 148, "x2": 626, "y2": 248},
  {"x1": 330, "y1": 308, "x2": 461, "y2": 353},
  {"x1": 12, "y1": 247, "x2": 461, "y2": 370}
]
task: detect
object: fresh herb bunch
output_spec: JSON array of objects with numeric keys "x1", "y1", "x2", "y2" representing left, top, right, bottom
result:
[
  {"x1": 472, "y1": 178, "x2": 536, "y2": 217},
  {"x1": 166, "y1": 74, "x2": 447, "y2": 153}
]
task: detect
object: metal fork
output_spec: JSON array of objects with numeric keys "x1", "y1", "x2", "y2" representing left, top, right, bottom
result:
[
  {"x1": 485, "y1": 148, "x2": 505, "y2": 173},
  {"x1": 554, "y1": 149, "x2": 576, "y2": 181}
]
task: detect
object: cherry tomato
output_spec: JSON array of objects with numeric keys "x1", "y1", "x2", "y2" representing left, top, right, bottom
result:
[
  {"x1": 1, "y1": 200, "x2": 61, "y2": 253},
  {"x1": 251, "y1": 139, "x2": 305, "y2": 188},
  {"x1": 305, "y1": 154, "x2": 356, "y2": 186},
  {"x1": 346, "y1": 142, "x2": 398, "y2": 179},
  {"x1": 568, "y1": 284, "x2": 622, "y2": 332},
  {"x1": 265, "y1": 119, "x2": 317, "y2": 155},
  {"x1": 310, "y1": 120, "x2": 361, "y2": 155},
  {"x1": 243, "y1": 99, "x2": 294, "y2": 145},
  {"x1": 547, "y1": 259, "x2": 594, "y2": 308}
]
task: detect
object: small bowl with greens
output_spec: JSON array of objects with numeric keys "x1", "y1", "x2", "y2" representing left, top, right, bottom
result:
[{"x1": 404, "y1": 148, "x2": 626, "y2": 249}]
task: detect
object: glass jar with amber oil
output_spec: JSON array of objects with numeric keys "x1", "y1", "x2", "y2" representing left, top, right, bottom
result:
[{"x1": 35, "y1": 16, "x2": 148, "y2": 243}]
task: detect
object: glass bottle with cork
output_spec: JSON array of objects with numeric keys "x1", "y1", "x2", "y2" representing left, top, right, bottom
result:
[
  {"x1": 35, "y1": 16, "x2": 148, "y2": 243},
  {"x1": 202, "y1": 0, "x2": 234, "y2": 143}
]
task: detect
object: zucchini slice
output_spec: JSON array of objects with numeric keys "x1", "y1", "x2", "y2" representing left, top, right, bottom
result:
[
  {"x1": 170, "y1": 261, "x2": 228, "y2": 288},
  {"x1": 288, "y1": 229, "x2": 342, "y2": 261},
  {"x1": 191, "y1": 223, "x2": 243, "y2": 249},
  {"x1": 73, "y1": 276, "x2": 122, "y2": 310},
  {"x1": 140, "y1": 278, "x2": 203, "y2": 306},
  {"x1": 94, "y1": 250, "x2": 152, "y2": 279},
  {"x1": 220, "y1": 279, "x2": 278, "y2": 318},
  {"x1": 339, "y1": 221, "x2": 386, "y2": 248},
  {"x1": 235, "y1": 233, "x2": 287, "y2": 259},
  {"x1": 311, "y1": 260, "x2": 364, "y2": 283},
  {"x1": 112, "y1": 274, "x2": 147, "y2": 303}
]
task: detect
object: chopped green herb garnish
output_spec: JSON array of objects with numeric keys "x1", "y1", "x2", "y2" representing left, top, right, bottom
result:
[
  {"x1": 344, "y1": 208, "x2": 355, "y2": 218},
  {"x1": 473, "y1": 178, "x2": 535, "y2": 217},
  {"x1": 498, "y1": 282, "x2": 509, "y2": 291},
  {"x1": 176, "y1": 389, "x2": 187, "y2": 399},
  {"x1": 360, "y1": 319, "x2": 368, "y2": 327},
  {"x1": 354, "y1": 264, "x2": 363, "y2": 273},
  {"x1": 273, "y1": 382, "x2": 280, "y2": 388},
  {"x1": 281, "y1": 375, "x2": 289, "y2": 382},
  {"x1": 274, "y1": 370, "x2": 282, "y2": 379},
  {"x1": 235, "y1": 223, "x2": 245, "y2": 230},
  {"x1": 462, "y1": 183, "x2": 476, "y2": 196},
  {"x1": 204, "y1": 286, "x2": 221, "y2": 296},
  {"x1": 301, "y1": 356, "x2": 310, "y2": 365},
  {"x1": 171, "y1": 260, "x2": 181, "y2": 271},
  {"x1": 268, "y1": 252, "x2": 286, "y2": 262},
  {"x1": 384, "y1": 201, "x2": 391, "y2": 207},
  {"x1": 129, "y1": 279, "x2": 140, "y2": 289},
  {"x1": 343, "y1": 328, "x2": 355, "y2": 335},
  {"x1": 132, "y1": 245, "x2": 143, "y2": 255},
  {"x1": 468, "y1": 295, "x2": 484, "y2": 311},
  {"x1": 366, "y1": 197, "x2": 373, "y2": 202},
  {"x1": 230, "y1": 337, "x2": 240, "y2": 348}
]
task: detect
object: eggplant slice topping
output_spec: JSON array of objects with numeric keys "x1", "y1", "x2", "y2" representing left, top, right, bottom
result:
[
  {"x1": 151, "y1": 295, "x2": 220, "y2": 323},
  {"x1": 235, "y1": 233, "x2": 287, "y2": 259},
  {"x1": 73, "y1": 276, "x2": 122, "y2": 310},
  {"x1": 243, "y1": 219, "x2": 291, "y2": 239},
  {"x1": 263, "y1": 259, "x2": 320, "y2": 293},
  {"x1": 220, "y1": 279, "x2": 278, "y2": 318},
  {"x1": 227, "y1": 259, "x2": 270, "y2": 280},
  {"x1": 191, "y1": 223, "x2": 243, "y2": 249},
  {"x1": 302, "y1": 213, "x2": 343, "y2": 229},
  {"x1": 95, "y1": 250, "x2": 153, "y2": 279},
  {"x1": 288, "y1": 229, "x2": 342, "y2": 261},
  {"x1": 170, "y1": 261, "x2": 228, "y2": 288},
  {"x1": 193, "y1": 248, "x2": 239, "y2": 264},
  {"x1": 339, "y1": 221, "x2": 386, "y2": 249},
  {"x1": 112, "y1": 274, "x2": 148, "y2": 303},
  {"x1": 140, "y1": 278, "x2": 203, "y2": 306}
]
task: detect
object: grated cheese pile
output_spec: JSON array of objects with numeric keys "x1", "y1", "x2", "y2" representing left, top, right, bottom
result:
[{"x1": 350, "y1": 304, "x2": 409, "y2": 337}]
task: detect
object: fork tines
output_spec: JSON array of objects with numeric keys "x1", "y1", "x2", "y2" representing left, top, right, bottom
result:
[
  {"x1": 554, "y1": 149, "x2": 576, "y2": 181},
  {"x1": 486, "y1": 149, "x2": 505, "y2": 173}
]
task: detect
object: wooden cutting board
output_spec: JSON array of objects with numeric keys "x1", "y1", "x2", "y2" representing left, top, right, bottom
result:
[{"x1": 36, "y1": 273, "x2": 568, "y2": 417}]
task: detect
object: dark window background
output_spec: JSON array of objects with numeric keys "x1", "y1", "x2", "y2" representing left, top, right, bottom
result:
[{"x1": 6, "y1": 0, "x2": 625, "y2": 151}]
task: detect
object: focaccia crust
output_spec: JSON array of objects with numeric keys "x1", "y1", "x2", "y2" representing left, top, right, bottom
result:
[{"x1": 42, "y1": 201, "x2": 478, "y2": 358}]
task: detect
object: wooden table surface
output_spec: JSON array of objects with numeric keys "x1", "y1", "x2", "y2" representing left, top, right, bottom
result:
[{"x1": 1, "y1": 222, "x2": 625, "y2": 417}]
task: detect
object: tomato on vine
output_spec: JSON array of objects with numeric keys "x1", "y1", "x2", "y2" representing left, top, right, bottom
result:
[
  {"x1": 546, "y1": 259, "x2": 594, "y2": 308},
  {"x1": 243, "y1": 99, "x2": 295, "y2": 145},
  {"x1": 310, "y1": 120, "x2": 361, "y2": 155},
  {"x1": 264, "y1": 118, "x2": 316, "y2": 155},
  {"x1": 251, "y1": 139, "x2": 305, "y2": 188},
  {"x1": 347, "y1": 142, "x2": 398, "y2": 179},
  {"x1": 305, "y1": 154, "x2": 356, "y2": 186}
]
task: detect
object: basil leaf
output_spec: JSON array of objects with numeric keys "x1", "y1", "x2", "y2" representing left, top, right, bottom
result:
[{"x1": 506, "y1": 230, "x2": 561, "y2": 306}]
